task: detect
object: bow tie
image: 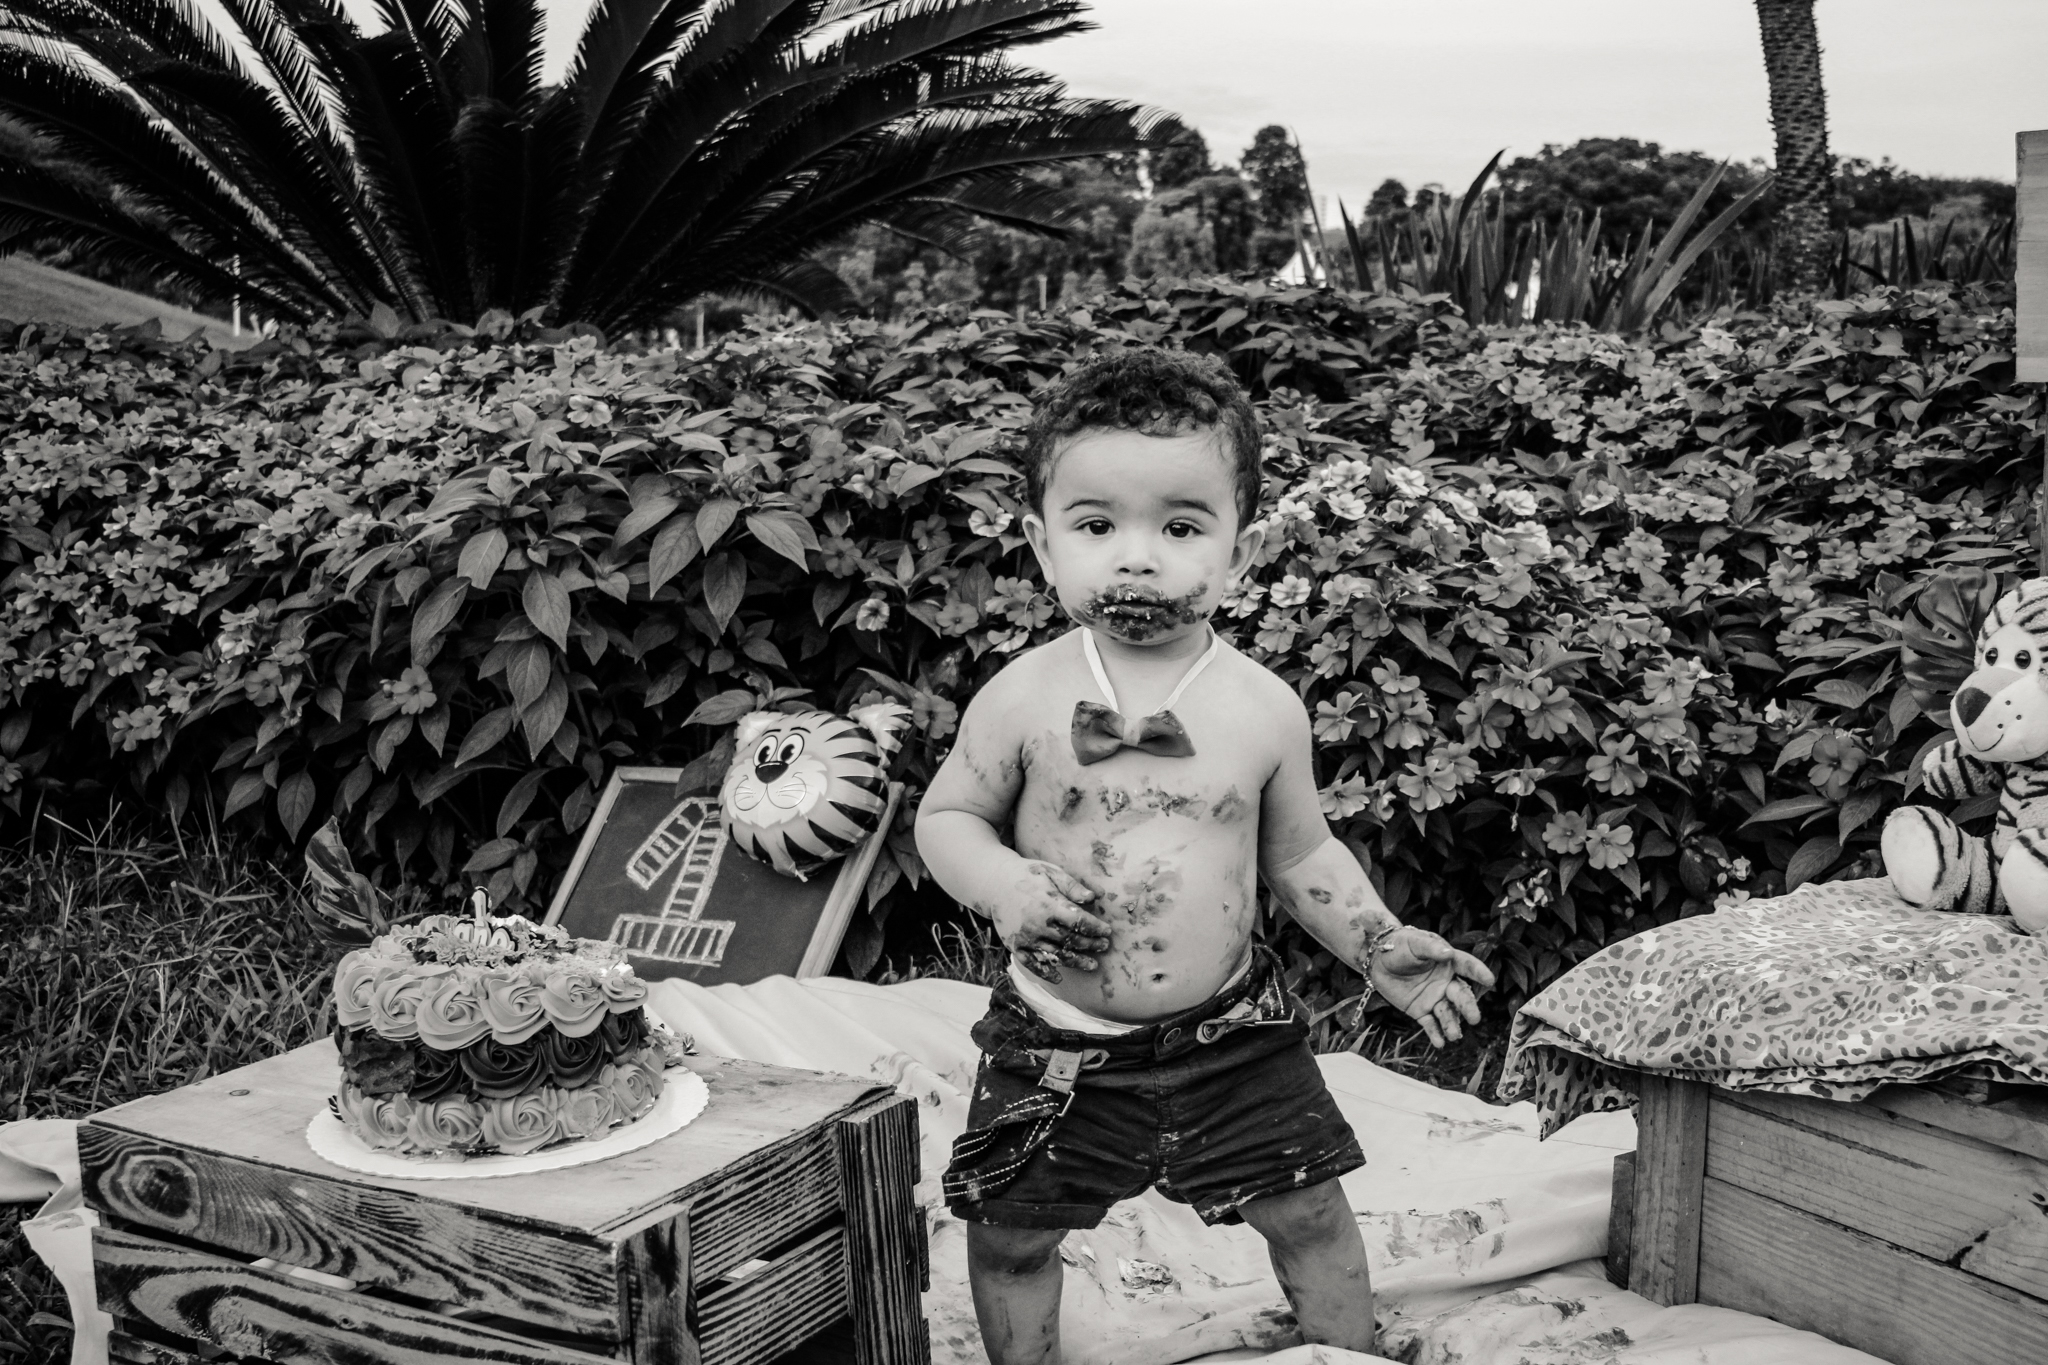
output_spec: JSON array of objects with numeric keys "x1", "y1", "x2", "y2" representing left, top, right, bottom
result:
[{"x1": 1071, "y1": 701, "x2": 1197, "y2": 765}]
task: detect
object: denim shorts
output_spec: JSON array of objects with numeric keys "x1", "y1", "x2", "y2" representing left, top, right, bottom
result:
[{"x1": 943, "y1": 946, "x2": 1364, "y2": 1230}]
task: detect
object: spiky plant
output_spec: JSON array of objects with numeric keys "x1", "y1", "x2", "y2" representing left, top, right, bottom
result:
[{"x1": 0, "y1": 0, "x2": 1165, "y2": 329}]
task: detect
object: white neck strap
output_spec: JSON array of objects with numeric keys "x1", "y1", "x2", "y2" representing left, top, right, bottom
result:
[{"x1": 1081, "y1": 628, "x2": 1219, "y2": 715}]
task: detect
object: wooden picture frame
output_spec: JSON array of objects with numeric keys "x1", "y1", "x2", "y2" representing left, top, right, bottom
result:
[{"x1": 544, "y1": 766, "x2": 901, "y2": 984}]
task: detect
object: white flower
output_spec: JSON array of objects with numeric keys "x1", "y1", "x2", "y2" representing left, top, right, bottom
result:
[
  {"x1": 1436, "y1": 489, "x2": 1479, "y2": 521},
  {"x1": 968, "y1": 507, "x2": 1013, "y2": 537},
  {"x1": 1495, "y1": 488, "x2": 1538, "y2": 517},
  {"x1": 855, "y1": 597, "x2": 890, "y2": 631},
  {"x1": 1386, "y1": 466, "x2": 1428, "y2": 499},
  {"x1": 1269, "y1": 575, "x2": 1312, "y2": 609},
  {"x1": 1326, "y1": 491, "x2": 1369, "y2": 521}
]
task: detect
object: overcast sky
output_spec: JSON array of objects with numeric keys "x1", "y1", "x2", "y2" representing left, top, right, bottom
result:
[
  {"x1": 1025, "y1": 0, "x2": 2048, "y2": 209},
  {"x1": 458, "y1": 0, "x2": 2048, "y2": 210}
]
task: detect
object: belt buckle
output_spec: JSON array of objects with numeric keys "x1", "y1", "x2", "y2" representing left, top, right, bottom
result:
[{"x1": 1039, "y1": 1048, "x2": 1084, "y2": 1094}]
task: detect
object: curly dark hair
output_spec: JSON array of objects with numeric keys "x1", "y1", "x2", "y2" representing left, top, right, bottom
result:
[{"x1": 1020, "y1": 348, "x2": 1261, "y2": 527}]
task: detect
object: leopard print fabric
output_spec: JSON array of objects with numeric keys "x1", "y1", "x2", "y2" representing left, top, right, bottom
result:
[{"x1": 1499, "y1": 877, "x2": 2048, "y2": 1136}]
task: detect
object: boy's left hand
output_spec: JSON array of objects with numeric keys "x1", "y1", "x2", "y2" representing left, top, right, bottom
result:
[{"x1": 1369, "y1": 928, "x2": 1495, "y2": 1047}]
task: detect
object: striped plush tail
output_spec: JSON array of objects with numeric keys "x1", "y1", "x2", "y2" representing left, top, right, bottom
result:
[{"x1": 1881, "y1": 806, "x2": 1994, "y2": 914}]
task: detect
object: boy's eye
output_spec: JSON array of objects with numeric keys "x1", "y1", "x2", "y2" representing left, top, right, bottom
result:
[
  {"x1": 1078, "y1": 519, "x2": 1113, "y2": 536},
  {"x1": 1165, "y1": 521, "x2": 1200, "y2": 539}
]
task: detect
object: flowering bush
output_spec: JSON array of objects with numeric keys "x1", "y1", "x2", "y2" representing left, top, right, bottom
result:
[{"x1": 0, "y1": 277, "x2": 2037, "y2": 1003}]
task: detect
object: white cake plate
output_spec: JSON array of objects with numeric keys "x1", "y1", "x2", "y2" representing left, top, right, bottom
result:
[{"x1": 305, "y1": 1068, "x2": 708, "y2": 1179}]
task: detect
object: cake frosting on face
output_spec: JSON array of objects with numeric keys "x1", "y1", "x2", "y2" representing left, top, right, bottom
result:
[{"x1": 329, "y1": 911, "x2": 666, "y2": 1158}]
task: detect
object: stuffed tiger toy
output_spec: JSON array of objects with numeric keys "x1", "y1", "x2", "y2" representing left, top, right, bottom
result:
[
  {"x1": 1881, "y1": 578, "x2": 2048, "y2": 934},
  {"x1": 719, "y1": 702, "x2": 910, "y2": 881}
]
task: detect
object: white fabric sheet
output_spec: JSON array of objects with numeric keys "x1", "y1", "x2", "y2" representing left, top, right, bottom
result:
[
  {"x1": 647, "y1": 976, "x2": 1889, "y2": 1365},
  {"x1": 7, "y1": 975, "x2": 1888, "y2": 1365}
]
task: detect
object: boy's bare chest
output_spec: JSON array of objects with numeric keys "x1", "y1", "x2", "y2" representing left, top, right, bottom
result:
[{"x1": 1011, "y1": 712, "x2": 1269, "y2": 841}]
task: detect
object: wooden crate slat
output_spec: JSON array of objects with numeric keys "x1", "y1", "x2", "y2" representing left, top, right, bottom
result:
[
  {"x1": 613, "y1": 1206, "x2": 698, "y2": 1365},
  {"x1": 696, "y1": 1227, "x2": 848, "y2": 1365},
  {"x1": 81, "y1": 1124, "x2": 622, "y2": 1340},
  {"x1": 681, "y1": 1126, "x2": 840, "y2": 1287},
  {"x1": 1605, "y1": 1152, "x2": 1634, "y2": 1290},
  {"x1": 833, "y1": 1094, "x2": 929, "y2": 1365},
  {"x1": 93, "y1": 1225, "x2": 620, "y2": 1365},
  {"x1": 87, "y1": 1043, "x2": 888, "y2": 1239},
  {"x1": 1709, "y1": 1089, "x2": 2048, "y2": 1302},
  {"x1": 1863, "y1": 1083, "x2": 2048, "y2": 1162},
  {"x1": 1698, "y1": 1177, "x2": 2048, "y2": 1365},
  {"x1": 1626, "y1": 1073, "x2": 1709, "y2": 1307}
]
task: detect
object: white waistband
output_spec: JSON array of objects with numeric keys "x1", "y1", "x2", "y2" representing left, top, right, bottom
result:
[{"x1": 1005, "y1": 949, "x2": 1255, "y2": 1038}]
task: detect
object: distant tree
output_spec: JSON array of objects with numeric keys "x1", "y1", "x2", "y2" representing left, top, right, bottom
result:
[
  {"x1": 1151, "y1": 124, "x2": 1213, "y2": 190},
  {"x1": 1241, "y1": 125, "x2": 1310, "y2": 231},
  {"x1": 1496, "y1": 139, "x2": 1773, "y2": 252},
  {"x1": 1125, "y1": 201, "x2": 1215, "y2": 279},
  {"x1": 1366, "y1": 178, "x2": 1409, "y2": 216},
  {"x1": 1834, "y1": 156, "x2": 2015, "y2": 229},
  {"x1": 1754, "y1": 0, "x2": 1833, "y2": 292}
]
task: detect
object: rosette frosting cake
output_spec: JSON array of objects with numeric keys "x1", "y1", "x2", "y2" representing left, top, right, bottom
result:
[{"x1": 329, "y1": 910, "x2": 667, "y2": 1159}]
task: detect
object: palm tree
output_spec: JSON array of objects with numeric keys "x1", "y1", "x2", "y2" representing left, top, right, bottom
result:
[
  {"x1": 1753, "y1": 0, "x2": 1832, "y2": 293},
  {"x1": 0, "y1": 0, "x2": 1165, "y2": 330}
]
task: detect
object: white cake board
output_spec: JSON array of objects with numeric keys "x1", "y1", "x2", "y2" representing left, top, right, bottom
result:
[{"x1": 305, "y1": 1069, "x2": 707, "y2": 1179}]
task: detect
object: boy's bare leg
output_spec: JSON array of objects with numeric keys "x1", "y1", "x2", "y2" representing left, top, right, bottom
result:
[
  {"x1": 966, "y1": 1223, "x2": 1069, "y2": 1364},
  {"x1": 1238, "y1": 1180, "x2": 1376, "y2": 1352}
]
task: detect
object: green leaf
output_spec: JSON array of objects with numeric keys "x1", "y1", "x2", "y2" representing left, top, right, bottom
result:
[
  {"x1": 1785, "y1": 835, "x2": 1841, "y2": 892},
  {"x1": 746, "y1": 510, "x2": 817, "y2": 570},
  {"x1": 684, "y1": 689, "x2": 757, "y2": 727},
  {"x1": 497, "y1": 767, "x2": 548, "y2": 836},
  {"x1": 523, "y1": 569, "x2": 571, "y2": 650},
  {"x1": 276, "y1": 771, "x2": 317, "y2": 840},
  {"x1": 456, "y1": 706, "x2": 518, "y2": 766},
  {"x1": 372, "y1": 715, "x2": 413, "y2": 771},
  {"x1": 505, "y1": 639, "x2": 553, "y2": 710},
  {"x1": 409, "y1": 578, "x2": 468, "y2": 661},
  {"x1": 615, "y1": 493, "x2": 680, "y2": 548},
  {"x1": 457, "y1": 528, "x2": 508, "y2": 589},
  {"x1": 697, "y1": 497, "x2": 741, "y2": 549},
  {"x1": 702, "y1": 552, "x2": 746, "y2": 633},
  {"x1": 223, "y1": 770, "x2": 267, "y2": 819},
  {"x1": 647, "y1": 513, "x2": 702, "y2": 596},
  {"x1": 1838, "y1": 787, "x2": 1885, "y2": 842},
  {"x1": 521, "y1": 672, "x2": 569, "y2": 756},
  {"x1": 463, "y1": 837, "x2": 521, "y2": 873},
  {"x1": 1741, "y1": 795, "x2": 1835, "y2": 827}
]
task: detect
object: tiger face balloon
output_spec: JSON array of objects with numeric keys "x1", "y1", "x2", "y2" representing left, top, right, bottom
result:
[{"x1": 719, "y1": 702, "x2": 910, "y2": 880}]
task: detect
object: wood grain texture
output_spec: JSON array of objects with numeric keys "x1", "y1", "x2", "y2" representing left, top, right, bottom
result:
[
  {"x1": 93, "y1": 1225, "x2": 618, "y2": 1365},
  {"x1": 833, "y1": 1096, "x2": 929, "y2": 1365},
  {"x1": 681, "y1": 1125, "x2": 839, "y2": 1287},
  {"x1": 1605, "y1": 1152, "x2": 1634, "y2": 1290},
  {"x1": 2020, "y1": 130, "x2": 2048, "y2": 383},
  {"x1": 80, "y1": 1123, "x2": 622, "y2": 1339},
  {"x1": 1864, "y1": 1082, "x2": 2048, "y2": 1162},
  {"x1": 614, "y1": 1205, "x2": 698, "y2": 1365},
  {"x1": 1709, "y1": 1088, "x2": 2048, "y2": 1302},
  {"x1": 1626, "y1": 1073, "x2": 1709, "y2": 1307},
  {"x1": 1698, "y1": 1177, "x2": 2048, "y2": 1365},
  {"x1": 87, "y1": 1042, "x2": 888, "y2": 1238},
  {"x1": 696, "y1": 1226, "x2": 848, "y2": 1365}
]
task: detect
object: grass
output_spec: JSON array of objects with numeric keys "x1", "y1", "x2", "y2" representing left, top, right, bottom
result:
[
  {"x1": 2, "y1": 826, "x2": 1509, "y2": 1365},
  {"x1": 1, "y1": 818, "x2": 334, "y2": 1365},
  {"x1": 0, "y1": 259, "x2": 252, "y2": 348}
]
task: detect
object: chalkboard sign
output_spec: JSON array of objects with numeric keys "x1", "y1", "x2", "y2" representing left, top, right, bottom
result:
[{"x1": 543, "y1": 766, "x2": 900, "y2": 985}]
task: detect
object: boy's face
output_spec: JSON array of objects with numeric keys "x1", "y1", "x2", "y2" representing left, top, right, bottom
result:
[{"x1": 1022, "y1": 427, "x2": 1263, "y2": 648}]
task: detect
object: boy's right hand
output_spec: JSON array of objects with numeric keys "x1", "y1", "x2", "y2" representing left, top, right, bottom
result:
[{"x1": 993, "y1": 861, "x2": 1114, "y2": 983}]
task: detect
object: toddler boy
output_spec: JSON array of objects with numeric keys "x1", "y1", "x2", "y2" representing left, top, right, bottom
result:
[{"x1": 916, "y1": 348, "x2": 1495, "y2": 1362}]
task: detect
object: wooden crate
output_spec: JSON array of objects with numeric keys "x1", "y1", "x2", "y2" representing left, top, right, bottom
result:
[
  {"x1": 1618, "y1": 1073, "x2": 2048, "y2": 1364},
  {"x1": 80, "y1": 1039, "x2": 929, "y2": 1365}
]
